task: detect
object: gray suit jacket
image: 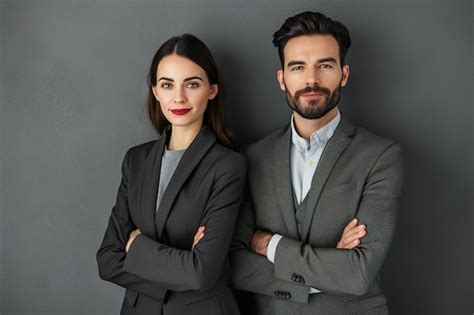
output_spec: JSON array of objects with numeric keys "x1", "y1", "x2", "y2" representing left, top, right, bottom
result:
[
  {"x1": 97, "y1": 125, "x2": 245, "y2": 314},
  {"x1": 230, "y1": 117, "x2": 403, "y2": 315}
]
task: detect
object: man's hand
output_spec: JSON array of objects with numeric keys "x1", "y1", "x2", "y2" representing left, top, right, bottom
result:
[
  {"x1": 250, "y1": 230, "x2": 273, "y2": 256},
  {"x1": 125, "y1": 228, "x2": 142, "y2": 253},
  {"x1": 337, "y1": 218, "x2": 366, "y2": 249},
  {"x1": 192, "y1": 225, "x2": 205, "y2": 250}
]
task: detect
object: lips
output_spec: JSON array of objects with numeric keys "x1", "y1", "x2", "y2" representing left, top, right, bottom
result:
[
  {"x1": 170, "y1": 108, "x2": 192, "y2": 116},
  {"x1": 302, "y1": 92, "x2": 325, "y2": 98}
]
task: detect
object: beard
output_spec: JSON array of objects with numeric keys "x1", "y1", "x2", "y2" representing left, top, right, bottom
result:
[{"x1": 285, "y1": 81, "x2": 342, "y2": 119}]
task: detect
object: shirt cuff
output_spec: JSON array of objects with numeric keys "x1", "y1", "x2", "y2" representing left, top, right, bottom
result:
[
  {"x1": 266, "y1": 234, "x2": 283, "y2": 263},
  {"x1": 309, "y1": 287, "x2": 322, "y2": 294}
]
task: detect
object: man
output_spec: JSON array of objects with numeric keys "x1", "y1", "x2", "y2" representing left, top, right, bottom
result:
[{"x1": 230, "y1": 11, "x2": 403, "y2": 314}]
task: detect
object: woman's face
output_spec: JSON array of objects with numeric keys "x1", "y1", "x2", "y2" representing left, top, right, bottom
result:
[{"x1": 152, "y1": 54, "x2": 218, "y2": 130}]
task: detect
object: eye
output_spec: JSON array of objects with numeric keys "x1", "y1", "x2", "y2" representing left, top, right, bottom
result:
[
  {"x1": 160, "y1": 82, "x2": 173, "y2": 89},
  {"x1": 290, "y1": 65, "x2": 304, "y2": 71},
  {"x1": 186, "y1": 81, "x2": 200, "y2": 89},
  {"x1": 319, "y1": 64, "x2": 333, "y2": 69}
]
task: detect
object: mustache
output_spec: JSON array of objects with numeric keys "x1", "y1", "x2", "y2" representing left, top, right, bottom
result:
[{"x1": 294, "y1": 85, "x2": 331, "y2": 99}]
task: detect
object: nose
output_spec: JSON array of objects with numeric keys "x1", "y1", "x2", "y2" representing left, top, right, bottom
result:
[
  {"x1": 173, "y1": 86, "x2": 186, "y2": 104},
  {"x1": 306, "y1": 67, "x2": 321, "y2": 86}
]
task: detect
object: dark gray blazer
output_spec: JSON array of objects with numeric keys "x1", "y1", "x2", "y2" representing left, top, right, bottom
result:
[
  {"x1": 97, "y1": 125, "x2": 245, "y2": 315},
  {"x1": 230, "y1": 117, "x2": 403, "y2": 315}
]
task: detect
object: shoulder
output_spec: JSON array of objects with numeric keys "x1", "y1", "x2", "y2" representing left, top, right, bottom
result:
[
  {"x1": 121, "y1": 139, "x2": 158, "y2": 167},
  {"x1": 350, "y1": 125, "x2": 402, "y2": 164},
  {"x1": 244, "y1": 124, "x2": 289, "y2": 157},
  {"x1": 208, "y1": 143, "x2": 247, "y2": 174},
  {"x1": 352, "y1": 125, "x2": 400, "y2": 150},
  {"x1": 128, "y1": 139, "x2": 157, "y2": 155}
]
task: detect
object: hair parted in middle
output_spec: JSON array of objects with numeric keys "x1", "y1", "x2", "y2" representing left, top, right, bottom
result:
[{"x1": 146, "y1": 34, "x2": 236, "y2": 150}]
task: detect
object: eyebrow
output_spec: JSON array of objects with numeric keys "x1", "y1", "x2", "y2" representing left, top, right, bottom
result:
[
  {"x1": 158, "y1": 76, "x2": 204, "y2": 82},
  {"x1": 318, "y1": 57, "x2": 338, "y2": 64},
  {"x1": 287, "y1": 60, "x2": 305, "y2": 68},
  {"x1": 286, "y1": 57, "x2": 338, "y2": 68}
]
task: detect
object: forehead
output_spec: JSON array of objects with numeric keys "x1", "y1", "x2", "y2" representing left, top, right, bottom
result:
[
  {"x1": 283, "y1": 35, "x2": 340, "y2": 64},
  {"x1": 157, "y1": 54, "x2": 206, "y2": 77}
]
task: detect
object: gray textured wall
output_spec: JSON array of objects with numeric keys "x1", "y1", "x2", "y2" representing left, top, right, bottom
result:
[{"x1": 1, "y1": 1, "x2": 472, "y2": 314}]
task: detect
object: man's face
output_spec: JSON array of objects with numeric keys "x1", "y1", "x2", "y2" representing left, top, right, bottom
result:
[{"x1": 277, "y1": 35, "x2": 350, "y2": 119}]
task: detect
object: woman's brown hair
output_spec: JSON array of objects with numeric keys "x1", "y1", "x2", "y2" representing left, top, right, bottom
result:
[{"x1": 146, "y1": 34, "x2": 236, "y2": 150}]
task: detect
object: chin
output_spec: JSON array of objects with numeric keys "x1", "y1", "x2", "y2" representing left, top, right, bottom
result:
[{"x1": 169, "y1": 116, "x2": 203, "y2": 129}]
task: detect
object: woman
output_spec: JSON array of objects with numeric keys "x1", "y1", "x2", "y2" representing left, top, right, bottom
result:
[{"x1": 97, "y1": 34, "x2": 245, "y2": 314}]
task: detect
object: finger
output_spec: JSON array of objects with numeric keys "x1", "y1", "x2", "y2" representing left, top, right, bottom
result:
[
  {"x1": 342, "y1": 229, "x2": 366, "y2": 246},
  {"x1": 346, "y1": 239, "x2": 360, "y2": 249},
  {"x1": 344, "y1": 223, "x2": 366, "y2": 237},
  {"x1": 194, "y1": 226, "x2": 205, "y2": 237},
  {"x1": 193, "y1": 233, "x2": 205, "y2": 247},
  {"x1": 194, "y1": 231, "x2": 204, "y2": 242},
  {"x1": 342, "y1": 225, "x2": 366, "y2": 243},
  {"x1": 197, "y1": 233, "x2": 205, "y2": 242},
  {"x1": 343, "y1": 218, "x2": 358, "y2": 233},
  {"x1": 341, "y1": 227, "x2": 361, "y2": 244}
]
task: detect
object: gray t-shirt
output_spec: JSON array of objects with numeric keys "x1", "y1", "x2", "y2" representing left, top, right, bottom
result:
[{"x1": 155, "y1": 147, "x2": 186, "y2": 212}]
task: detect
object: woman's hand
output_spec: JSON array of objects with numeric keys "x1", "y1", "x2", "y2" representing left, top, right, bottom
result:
[
  {"x1": 125, "y1": 228, "x2": 142, "y2": 253},
  {"x1": 192, "y1": 226, "x2": 205, "y2": 250},
  {"x1": 337, "y1": 218, "x2": 367, "y2": 249}
]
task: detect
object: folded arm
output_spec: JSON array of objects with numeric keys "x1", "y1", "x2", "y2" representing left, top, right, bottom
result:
[
  {"x1": 96, "y1": 149, "x2": 168, "y2": 301},
  {"x1": 272, "y1": 143, "x2": 403, "y2": 296},
  {"x1": 122, "y1": 154, "x2": 246, "y2": 292},
  {"x1": 229, "y1": 190, "x2": 311, "y2": 303}
]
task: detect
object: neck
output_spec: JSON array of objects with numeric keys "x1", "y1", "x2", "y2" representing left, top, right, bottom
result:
[
  {"x1": 168, "y1": 119, "x2": 203, "y2": 151},
  {"x1": 293, "y1": 107, "x2": 339, "y2": 140}
]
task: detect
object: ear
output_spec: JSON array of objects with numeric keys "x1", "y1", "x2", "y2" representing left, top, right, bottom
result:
[
  {"x1": 277, "y1": 69, "x2": 285, "y2": 91},
  {"x1": 340, "y1": 64, "x2": 350, "y2": 87},
  {"x1": 151, "y1": 85, "x2": 160, "y2": 101},
  {"x1": 208, "y1": 84, "x2": 218, "y2": 100}
]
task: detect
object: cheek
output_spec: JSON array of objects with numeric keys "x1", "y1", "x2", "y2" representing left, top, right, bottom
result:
[
  {"x1": 155, "y1": 91, "x2": 171, "y2": 105},
  {"x1": 283, "y1": 74, "x2": 302, "y2": 91},
  {"x1": 192, "y1": 93, "x2": 210, "y2": 112}
]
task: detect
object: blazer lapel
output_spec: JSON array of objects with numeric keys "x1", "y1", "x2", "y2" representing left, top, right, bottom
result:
[
  {"x1": 300, "y1": 117, "x2": 355, "y2": 243},
  {"x1": 137, "y1": 131, "x2": 167, "y2": 241},
  {"x1": 155, "y1": 125, "x2": 216, "y2": 240},
  {"x1": 272, "y1": 124, "x2": 299, "y2": 240}
]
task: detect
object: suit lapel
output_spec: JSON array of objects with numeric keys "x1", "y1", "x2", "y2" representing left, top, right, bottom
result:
[
  {"x1": 155, "y1": 125, "x2": 216, "y2": 240},
  {"x1": 137, "y1": 132, "x2": 166, "y2": 241},
  {"x1": 300, "y1": 117, "x2": 355, "y2": 243},
  {"x1": 272, "y1": 125, "x2": 299, "y2": 240}
]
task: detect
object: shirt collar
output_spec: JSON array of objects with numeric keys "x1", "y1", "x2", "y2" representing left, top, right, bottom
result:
[{"x1": 290, "y1": 110, "x2": 341, "y2": 152}]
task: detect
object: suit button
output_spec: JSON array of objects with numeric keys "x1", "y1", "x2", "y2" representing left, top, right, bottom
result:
[
  {"x1": 275, "y1": 290, "x2": 291, "y2": 299},
  {"x1": 291, "y1": 273, "x2": 299, "y2": 282}
]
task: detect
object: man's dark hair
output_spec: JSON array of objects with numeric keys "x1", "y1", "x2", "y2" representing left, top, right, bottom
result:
[{"x1": 273, "y1": 11, "x2": 351, "y2": 68}]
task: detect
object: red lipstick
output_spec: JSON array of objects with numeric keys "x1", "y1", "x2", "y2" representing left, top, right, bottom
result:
[{"x1": 170, "y1": 108, "x2": 192, "y2": 116}]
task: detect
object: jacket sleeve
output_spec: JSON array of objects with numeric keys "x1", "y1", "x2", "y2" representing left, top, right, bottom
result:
[
  {"x1": 122, "y1": 154, "x2": 247, "y2": 292},
  {"x1": 273, "y1": 143, "x2": 403, "y2": 296},
  {"x1": 229, "y1": 188, "x2": 311, "y2": 304},
  {"x1": 96, "y1": 148, "x2": 168, "y2": 301}
]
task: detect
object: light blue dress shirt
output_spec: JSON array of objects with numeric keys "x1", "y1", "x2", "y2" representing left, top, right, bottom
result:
[{"x1": 266, "y1": 110, "x2": 341, "y2": 294}]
